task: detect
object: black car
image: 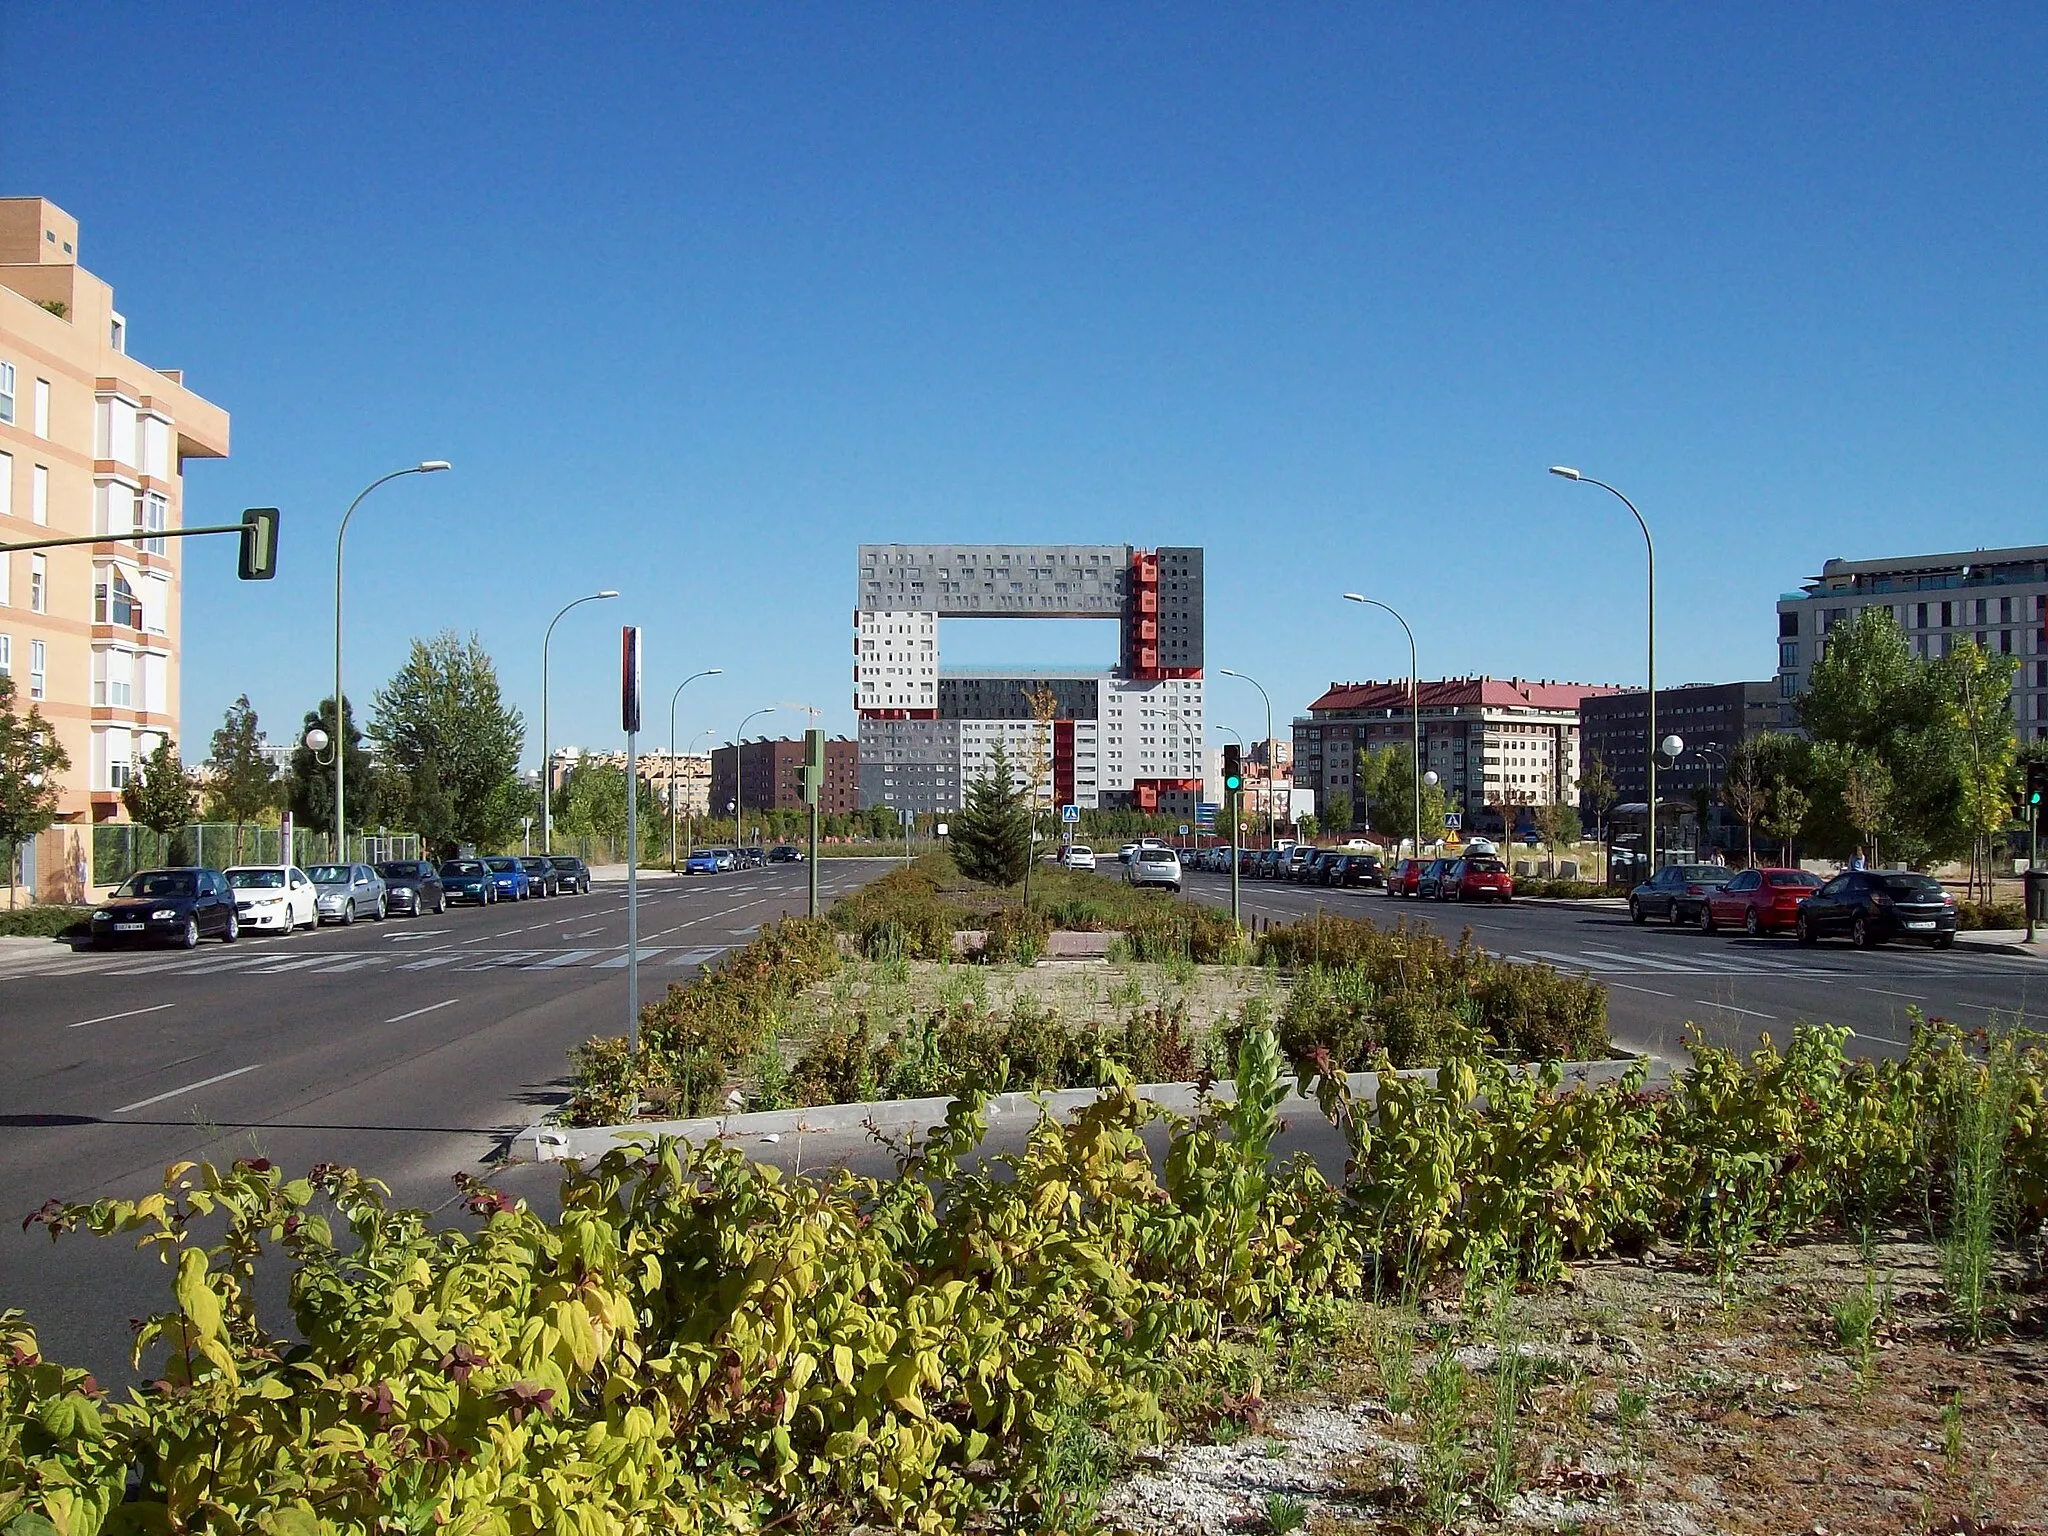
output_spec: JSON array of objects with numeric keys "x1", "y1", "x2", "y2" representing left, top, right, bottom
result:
[
  {"x1": 439, "y1": 858, "x2": 497, "y2": 906},
  {"x1": 90, "y1": 867, "x2": 239, "y2": 948},
  {"x1": 1628, "y1": 863, "x2": 1737, "y2": 925},
  {"x1": 1342, "y1": 854, "x2": 1385, "y2": 889},
  {"x1": 1797, "y1": 870, "x2": 1958, "y2": 949},
  {"x1": 547, "y1": 855, "x2": 591, "y2": 894},
  {"x1": 376, "y1": 860, "x2": 447, "y2": 916},
  {"x1": 518, "y1": 857, "x2": 559, "y2": 897},
  {"x1": 1303, "y1": 851, "x2": 1341, "y2": 885},
  {"x1": 1415, "y1": 857, "x2": 1454, "y2": 900},
  {"x1": 768, "y1": 845, "x2": 805, "y2": 863}
]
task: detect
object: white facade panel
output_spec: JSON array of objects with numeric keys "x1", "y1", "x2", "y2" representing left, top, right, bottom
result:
[{"x1": 854, "y1": 609, "x2": 937, "y2": 712}]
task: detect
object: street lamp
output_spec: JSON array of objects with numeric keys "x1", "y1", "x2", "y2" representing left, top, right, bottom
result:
[
  {"x1": 667, "y1": 669, "x2": 723, "y2": 869},
  {"x1": 331, "y1": 461, "x2": 451, "y2": 857},
  {"x1": 1218, "y1": 669, "x2": 1276, "y2": 847},
  {"x1": 729, "y1": 707, "x2": 776, "y2": 846},
  {"x1": 539, "y1": 590, "x2": 621, "y2": 855},
  {"x1": 1551, "y1": 466, "x2": 1660, "y2": 874},
  {"x1": 1342, "y1": 595, "x2": 1426, "y2": 860}
]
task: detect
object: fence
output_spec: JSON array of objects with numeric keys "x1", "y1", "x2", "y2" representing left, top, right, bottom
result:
[{"x1": 92, "y1": 824, "x2": 423, "y2": 887}]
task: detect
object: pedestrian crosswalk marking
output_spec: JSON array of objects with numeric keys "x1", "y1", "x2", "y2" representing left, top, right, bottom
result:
[
  {"x1": 398, "y1": 954, "x2": 465, "y2": 971},
  {"x1": 529, "y1": 949, "x2": 600, "y2": 969},
  {"x1": 666, "y1": 947, "x2": 727, "y2": 967},
  {"x1": 594, "y1": 947, "x2": 668, "y2": 969}
]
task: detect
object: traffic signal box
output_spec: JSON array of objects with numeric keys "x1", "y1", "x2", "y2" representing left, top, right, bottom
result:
[
  {"x1": 2027, "y1": 762, "x2": 2047, "y2": 818},
  {"x1": 802, "y1": 728, "x2": 825, "y2": 807},
  {"x1": 1222, "y1": 745, "x2": 1243, "y2": 795}
]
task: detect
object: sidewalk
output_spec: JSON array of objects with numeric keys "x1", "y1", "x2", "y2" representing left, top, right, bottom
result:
[{"x1": 1954, "y1": 927, "x2": 2048, "y2": 959}]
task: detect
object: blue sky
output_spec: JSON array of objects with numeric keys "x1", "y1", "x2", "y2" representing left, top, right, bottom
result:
[{"x1": 7, "y1": 6, "x2": 2044, "y2": 761}]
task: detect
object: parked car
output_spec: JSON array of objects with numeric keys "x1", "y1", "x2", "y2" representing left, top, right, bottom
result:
[
  {"x1": 1386, "y1": 857, "x2": 1422, "y2": 897},
  {"x1": 737, "y1": 846, "x2": 765, "y2": 869},
  {"x1": 1063, "y1": 845, "x2": 1098, "y2": 871},
  {"x1": 1700, "y1": 867, "x2": 1822, "y2": 935},
  {"x1": 91, "y1": 867, "x2": 240, "y2": 948},
  {"x1": 225, "y1": 865, "x2": 317, "y2": 932},
  {"x1": 482, "y1": 856, "x2": 531, "y2": 901},
  {"x1": 1628, "y1": 864, "x2": 1736, "y2": 925},
  {"x1": 440, "y1": 858, "x2": 496, "y2": 905},
  {"x1": 1452, "y1": 855, "x2": 1514, "y2": 903},
  {"x1": 1301, "y1": 850, "x2": 1340, "y2": 885},
  {"x1": 1285, "y1": 846, "x2": 1319, "y2": 881},
  {"x1": 1126, "y1": 845, "x2": 1183, "y2": 892},
  {"x1": 685, "y1": 847, "x2": 722, "y2": 874},
  {"x1": 769, "y1": 845, "x2": 804, "y2": 863},
  {"x1": 1343, "y1": 854, "x2": 1385, "y2": 889},
  {"x1": 1796, "y1": 870, "x2": 1958, "y2": 949},
  {"x1": 547, "y1": 855, "x2": 592, "y2": 894},
  {"x1": 376, "y1": 860, "x2": 447, "y2": 917},
  {"x1": 306, "y1": 863, "x2": 388, "y2": 925},
  {"x1": 1415, "y1": 858, "x2": 1456, "y2": 900},
  {"x1": 518, "y1": 857, "x2": 560, "y2": 897}
]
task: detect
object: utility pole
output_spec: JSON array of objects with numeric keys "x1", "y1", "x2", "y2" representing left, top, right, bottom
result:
[{"x1": 621, "y1": 626, "x2": 643, "y2": 1062}]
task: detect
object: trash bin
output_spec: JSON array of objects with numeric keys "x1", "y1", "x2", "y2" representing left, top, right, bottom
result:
[{"x1": 2027, "y1": 868, "x2": 2048, "y2": 922}]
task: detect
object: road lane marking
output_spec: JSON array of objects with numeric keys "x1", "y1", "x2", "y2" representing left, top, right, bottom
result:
[
  {"x1": 388, "y1": 930, "x2": 451, "y2": 941},
  {"x1": 112, "y1": 1064, "x2": 261, "y2": 1115},
  {"x1": 666, "y1": 946, "x2": 727, "y2": 967},
  {"x1": 1858, "y1": 985, "x2": 1926, "y2": 1000},
  {"x1": 68, "y1": 1002, "x2": 177, "y2": 1030},
  {"x1": 529, "y1": 949, "x2": 599, "y2": 969},
  {"x1": 1694, "y1": 1000, "x2": 1776, "y2": 1020},
  {"x1": 385, "y1": 998, "x2": 461, "y2": 1024},
  {"x1": 595, "y1": 947, "x2": 668, "y2": 968},
  {"x1": 1605, "y1": 981, "x2": 1673, "y2": 997},
  {"x1": 308, "y1": 955, "x2": 391, "y2": 973},
  {"x1": 569, "y1": 928, "x2": 605, "y2": 938},
  {"x1": 463, "y1": 951, "x2": 542, "y2": 970},
  {"x1": 400, "y1": 954, "x2": 465, "y2": 971},
  {"x1": 245, "y1": 956, "x2": 338, "y2": 974}
]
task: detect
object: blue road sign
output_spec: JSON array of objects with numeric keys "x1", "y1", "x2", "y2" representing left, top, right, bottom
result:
[{"x1": 1061, "y1": 804, "x2": 1080, "y2": 823}]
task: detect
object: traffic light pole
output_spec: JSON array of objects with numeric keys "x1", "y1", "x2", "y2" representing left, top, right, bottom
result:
[
  {"x1": 808, "y1": 800, "x2": 819, "y2": 917},
  {"x1": 1229, "y1": 788, "x2": 1241, "y2": 933}
]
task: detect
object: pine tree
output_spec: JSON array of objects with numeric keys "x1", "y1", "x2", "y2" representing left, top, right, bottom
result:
[{"x1": 952, "y1": 739, "x2": 1030, "y2": 886}]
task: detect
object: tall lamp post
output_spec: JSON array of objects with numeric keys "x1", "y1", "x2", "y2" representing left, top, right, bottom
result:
[
  {"x1": 539, "y1": 590, "x2": 620, "y2": 854},
  {"x1": 331, "y1": 461, "x2": 450, "y2": 856},
  {"x1": 1218, "y1": 669, "x2": 1275, "y2": 847},
  {"x1": 1342, "y1": 595, "x2": 1425, "y2": 860},
  {"x1": 728, "y1": 707, "x2": 776, "y2": 847},
  {"x1": 666, "y1": 668, "x2": 723, "y2": 869},
  {"x1": 1550, "y1": 467, "x2": 1659, "y2": 875}
]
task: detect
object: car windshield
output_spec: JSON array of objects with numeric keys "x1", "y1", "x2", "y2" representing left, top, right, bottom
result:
[
  {"x1": 484, "y1": 858, "x2": 518, "y2": 872},
  {"x1": 376, "y1": 863, "x2": 425, "y2": 879},
  {"x1": 1138, "y1": 849, "x2": 1176, "y2": 863},
  {"x1": 1681, "y1": 866, "x2": 1731, "y2": 882},
  {"x1": 1466, "y1": 858, "x2": 1506, "y2": 873},
  {"x1": 226, "y1": 869, "x2": 286, "y2": 889},
  {"x1": 1767, "y1": 871, "x2": 1821, "y2": 888},
  {"x1": 1875, "y1": 873, "x2": 1945, "y2": 897},
  {"x1": 117, "y1": 871, "x2": 197, "y2": 899},
  {"x1": 519, "y1": 859, "x2": 550, "y2": 871},
  {"x1": 549, "y1": 857, "x2": 580, "y2": 870},
  {"x1": 305, "y1": 866, "x2": 351, "y2": 885},
  {"x1": 442, "y1": 860, "x2": 486, "y2": 876}
]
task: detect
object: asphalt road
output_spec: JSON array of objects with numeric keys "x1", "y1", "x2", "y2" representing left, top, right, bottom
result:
[
  {"x1": 1173, "y1": 867, "x2": 2047, "y2": 1062},
  {"x1": 0, "y1": 859, "x2": 889, "y2": 1377}
]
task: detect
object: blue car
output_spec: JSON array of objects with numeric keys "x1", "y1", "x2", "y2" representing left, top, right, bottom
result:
[
  {"x1": 439, "y1": 859, "x2": 496, "y2": 905},
  {"x1": 686, "y1": 848, "x2": 722, "y2": 875},
  {"x1": 483, "y1": 855, "x2": 531, "y2": 901}
]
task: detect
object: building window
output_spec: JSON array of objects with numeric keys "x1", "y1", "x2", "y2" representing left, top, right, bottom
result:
[
  {"x1": 31, "y1": 465, "x2": 47, "y2": 525},
  {"x1": 29, "y1": 639, "x2": 45, "y2": 700},
  {"x1": 1779, "y1": 610, "x2": 1799, "y2": 638},
  {"x1": 29, "y1": 554, "x2": 46, "y2": 613},
  {"x1": 0, "y1": 361, "x2": 14, "y2": 424},
  {"x1": 33, "y1": 379, "x2": 50, "y2": 438},
  {"x1": 0, "y1": 635, "x2": 9, "y2": 675},
  {"x1": 0, "y1": 451, "x2": 10, "y2": 519},
  {"x1": 1779, "y1": 641, "x2": 1798, "y2": 668},
  {"x1": 95, "y1": 568, "x2": 142, "y2": 628},
  {"x1": 1780, "y1": 674, "x2": 1796, "y2": 699}
]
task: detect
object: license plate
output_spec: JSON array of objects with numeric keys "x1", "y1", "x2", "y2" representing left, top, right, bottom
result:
[
  {"x1": 1906, "y1": 920, "x2": 1934, "y2": 930},
  {"x1": 114, "y1": 923, "x2": 145, "y2": 932}
]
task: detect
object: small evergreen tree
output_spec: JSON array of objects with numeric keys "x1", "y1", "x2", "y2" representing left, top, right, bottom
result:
[
  {"x1": 0, "y1": 675, "x2": 70, "y2": 906},
  {"x1": 952, "y1": 739, "x2": 1030, "y2": 886},
  {"x1": 204, "y1": 694, "x2": 278, "y2": 864},
  {"x1": 123, "y1": 736, "x2": 199, "y2": 865}
]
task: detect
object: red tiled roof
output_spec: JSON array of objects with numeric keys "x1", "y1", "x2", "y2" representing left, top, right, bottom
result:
[{"x1": 1305, "y1": 677, "x2": 1625, "y2": 715}]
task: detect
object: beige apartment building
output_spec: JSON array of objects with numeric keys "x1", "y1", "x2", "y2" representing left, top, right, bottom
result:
[{"x1": 0, "y1": 198, "x2": 229, "y2": 900}]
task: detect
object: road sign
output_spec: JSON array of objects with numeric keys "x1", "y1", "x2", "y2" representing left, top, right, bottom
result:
[
  {"x1": 1443, "y1": 812, "x2": 1462, "y2": 831},
  {"x1": 1196, "y1": 802, "x2": 1219, "y2": 827},
  {"x1": 1061, "y1": 804, "x2": 1079, "y2": 823},
  {"x1": 620, "y1": 627, "x2": 642, "y2": 732},
  {"x1": 1178, "y1": 824, "x2": 1189, "y2": 836}
]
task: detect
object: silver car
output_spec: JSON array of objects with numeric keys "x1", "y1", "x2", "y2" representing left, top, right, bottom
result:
[
  {"x1": 304, "y1": 862, "x2": 387, "y2": 925},
  {"x1": 1124, "y1": 845, "x2": 1183, "y2": 893}
]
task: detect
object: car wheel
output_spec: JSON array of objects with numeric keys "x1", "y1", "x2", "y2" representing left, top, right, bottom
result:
[
  {"x1": 1629, "y1": 899, "x2": 1645, "y2": 925},
  {"x1": 1851, "y1": 915, "x2": 1877, "y2": 949},
  {"x1": 1698, "y1": 904, "x2": 1715, "y2": 934},
  {"x1": 435, "y1": 894, "x2": 446, "y2": 915},
  {"x1": 341, "y1": 900, "x2": 355, "y2": 927},
  {"x1": 1744, "y1": 908, "x2": 1762, "y2": 938},
  {"x1": 180, "y1": 917, "x2": 200, "y2": 950},
  {"x1": 374, "y1": 896, "x2": 387, "y2": 921},
  {"x1": 1668, "y1": 901, "x2": 1685, "y2": 925},
  {"x1": 1797, "y1": 914, "x2": 1817, "y2": 946},
  {"x1": 222, "y1": 911, "x2": 238, "y2": 944}
]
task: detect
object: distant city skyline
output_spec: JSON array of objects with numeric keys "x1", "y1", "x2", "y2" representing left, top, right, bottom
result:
[{"x1": 7, "y1": 7, "x2": 2044, "y2": 765}]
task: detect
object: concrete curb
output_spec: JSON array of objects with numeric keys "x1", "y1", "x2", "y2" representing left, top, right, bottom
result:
[
  {"x1": 517, "y1": 1056, "x2": 1655, "y2": 1164},
  {"x1": 1952, "y1": 930, "x2": 2047, "y2": 960}
]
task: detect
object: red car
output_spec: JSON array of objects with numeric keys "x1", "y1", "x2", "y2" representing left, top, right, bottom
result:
[
  {"x1": 1453, "y1": 856, "x2": 1513, "y2": 903},
  {"x1": 1701, "y1": 867, "x2": 1823, "y2": 936},
  {"x1": 1385, "y1": 857, "x2": 1424, "y2": 897}
]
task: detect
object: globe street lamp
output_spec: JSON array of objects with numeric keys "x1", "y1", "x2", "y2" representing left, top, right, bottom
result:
[
  {"x1": 1218, "y1": 669, "x2": 1276, "y2": 847},
  {"x1": 540, "y1": 590, "x2": 621, "y2": 854},
  {"x1": 1550, "y1": 467, "x2": 1660, "y2": 874},
  {"x1": 1342, "y1": 595, "x2": 1426, "y2": 860},
  {"x1": 331, "y1": 462, "x2": 451, "y2": 857},
  {"x1": 667, "y1": 669, "x2": 723, "y2": 869}
]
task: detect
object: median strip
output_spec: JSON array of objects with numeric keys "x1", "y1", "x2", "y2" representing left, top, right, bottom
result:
[
  {"x1": 67, "y1": 1002, "x2": 177, "y2": 1030},
  {"x1": 111, "y1": 1063, "x2": 261, "y2": 1115}
]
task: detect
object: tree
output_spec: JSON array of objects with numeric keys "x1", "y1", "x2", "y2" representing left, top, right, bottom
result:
[
  {"x1": 1020, "y1": 686, "x2": 1059, "y2": 909},
  {"x1": 0, "y1": 675, "x2": 69, "y2": 907},
  {"x1": 1840, "y1": 751, "x2": 1894, "y2": 866},
  {"x1": 952, "y1": 738, "x2": 1030, "y2": 886},
  {"x1": 288, "y1": 697, "x2": 378, "y2": 841},
  {"x1": 1354, "y1": 744, "x2": 1448, "y2": 852},
  {"x1": 1294, "y1": 812, "x2": 1319, "y2": 843},
  {"x1": 1577, "y1": 749, "x2": 1619, "y2": 861},
  {"x1": 372, "y1": 632, "x2": 528, "y2": 859},
  {"x1": 204, "y1": 695, "x2": 278, "y2": 865},
  {"x1": 1535, "y1": 798, "x2": 1582, "y2": 874},
  {"x1": 1721, "y1": 737, "x2": 1768, "y2": 867},
  {"x1": 553, "y1": 762, "x2": 661, "y2": 851},
  {"x1": 1761, "y1": 779, "x2": 1810, "y2": 867},
  {"x1": 123, "y1": 736, "x2": 199, "y2": 864}
]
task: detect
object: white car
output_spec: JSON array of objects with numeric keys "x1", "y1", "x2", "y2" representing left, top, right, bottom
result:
[
  {"x1": 224, "y1": 865, "x2": 318, "y2": 932},
  {"x1": 1125, "y1": 845, "x2": 1183, "y2": 893},
  {"x1": 1064, "y1": 845, "x2": 1097, "y2": 871}
]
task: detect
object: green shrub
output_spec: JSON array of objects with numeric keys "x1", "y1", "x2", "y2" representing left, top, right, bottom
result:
[
  {"x1": 1956, "y1": 899, "x2": 2025, "y2": 931},
  {"x1": 0, "y1": 905, "x2": 90, "y2": 939}
]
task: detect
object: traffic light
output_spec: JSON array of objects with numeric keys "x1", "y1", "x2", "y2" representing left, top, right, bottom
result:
[
  {"x1": 1222, "y1": 745, "x2": 1243, "y2": 795},
  {"x1": 2027, "y1": 762, "x2": 2046, "y2": 813},
  {"x1": 237, "y1": 508, "x2": 280, "y2": 580},
  {"x1": 802, "y1": 728, "x2": 824, "y2": 807}
]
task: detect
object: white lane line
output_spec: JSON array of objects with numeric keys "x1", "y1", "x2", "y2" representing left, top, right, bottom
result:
[
  {"x1": 1605, "y1": 981, "x2": 1674, "y2": 998},
  {"x1": 112, "y1": 1063, "x2": 261, "y2": 1115},
  {"x1": 308, "y1": 956, "x2": 389, "y2": 974},
  {"x1": 529, "y1": 948, "x2": 599, "y2": 969},
  {"x1": 1693, "y1": 999, "x2": 1777, "y2": 1020},
  {"x1": 385, "y1": 998, "x2": 461, "y2": 1024},
  {"x1": 462, "y1": 951, "x2": 541, "y2": 971},
  {"x1": 246, "y1": 956, "x2": 337, "y2": 974},
  {"x1": 594, "y1": 947, "x2": 668, "y2": 969},
  {"x1": 400, "y1": 954, "x2": 465, "y2": 971},
  {"x1": 1858, "y1": 985, "x2": 1926, "y2": 1000},
  {"x1": 665, "y1": 946, "x2": 727, "y2": 967},
  {"x1": 388, "y1": 930, "x2": 451, "y2": 941},
  {"x1": 68, "y1": 1002, "x2": 178, "y2": 1030},
  {"x1": 1571, "y1": 947, "x2": 1706, "y2": 975},
  {"x1": 569, "y1": 928, "x2": 605, "y2": 938}
]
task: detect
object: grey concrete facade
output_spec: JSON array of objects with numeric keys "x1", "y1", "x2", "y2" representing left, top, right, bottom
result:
[
  {"x1": 857, "y1": 717, "x2": 961, "y2": 819},
  {"x1": 858, "y1": 544, "x2": 1130, "y2": 616}
]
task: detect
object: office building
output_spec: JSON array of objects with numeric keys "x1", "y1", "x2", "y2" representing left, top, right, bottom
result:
[{"x1": 1578, "y1": 681, "x2": 1779, "y2": 819}]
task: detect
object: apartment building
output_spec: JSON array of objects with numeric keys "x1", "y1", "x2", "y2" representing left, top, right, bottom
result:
[
  {"x1": 1578, "y1": 681, "x2": 1779, "y2": 832},
  {"x1": 552, "y1": 747, "x2": 712, "y2": 817},
  {"x1": 1292, "y1": 676, "x2": 1620, "y2": 836},
  {"x1": 0, "y1": 199, "x2": 229, "y2": 899},
  {"x1": 710, "y1": 736, "x2": 860, "y2": 819},
  {"x1": 1777, "y1": 544, "x2": 2048, "y2": 741}
]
